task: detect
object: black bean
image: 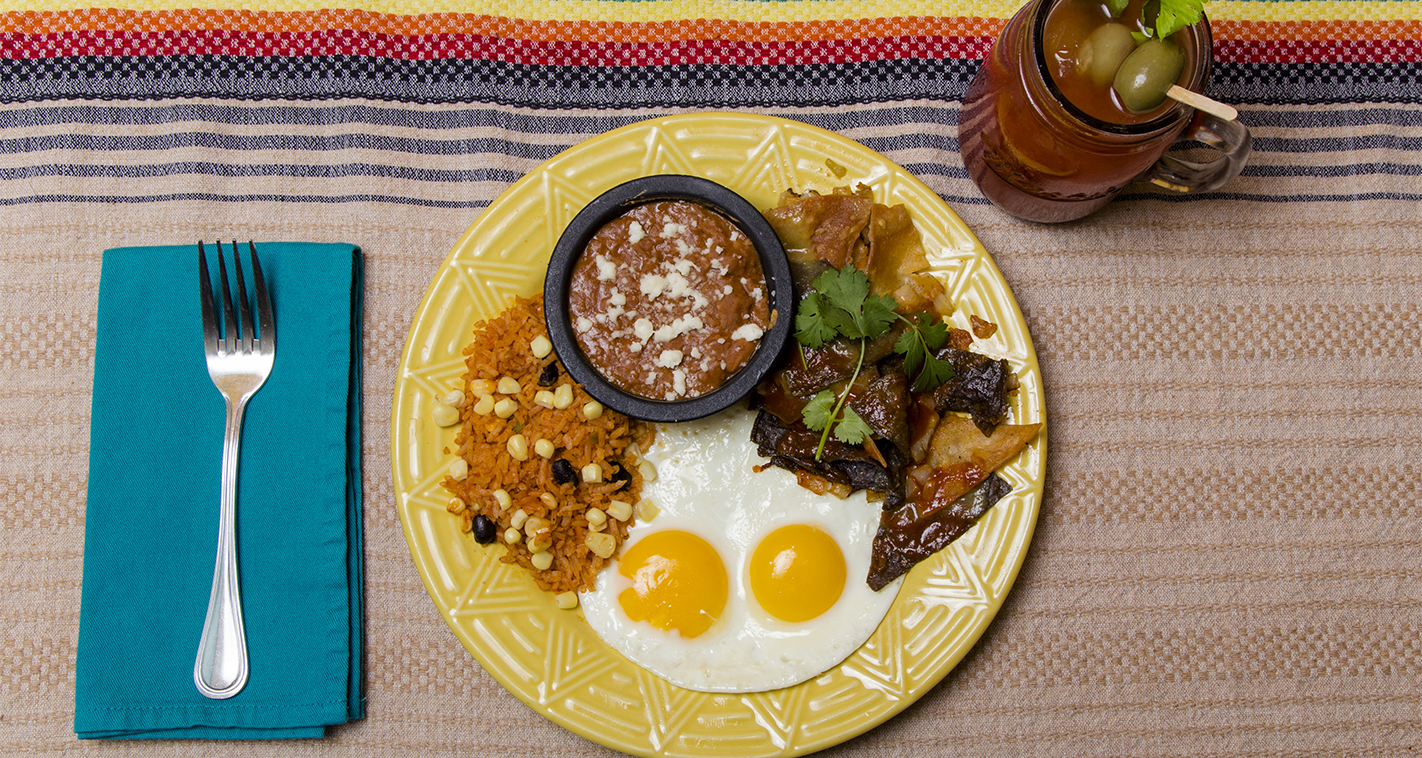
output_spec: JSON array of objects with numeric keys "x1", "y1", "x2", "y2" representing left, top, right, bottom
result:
[
  {"x1": 538, "y1": 362, "x2": 560, "y2": 386},
  {"x1": 608, "y1": 464, "x2": 632, "y2": 491},
  {"x1": 551, "y1": 459, "x2": 578, "y2": 485},
  {"x1": 472, "y1": 514, "x2": 496, "y2": 544}
]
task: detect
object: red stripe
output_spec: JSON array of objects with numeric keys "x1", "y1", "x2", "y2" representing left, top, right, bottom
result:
[
  {"x1": 1217, "y1": 38, "x2": 1422, "y2": 64},
  {"x1": 2, "y1": 29, "x2": 1417, "y2": 65}
]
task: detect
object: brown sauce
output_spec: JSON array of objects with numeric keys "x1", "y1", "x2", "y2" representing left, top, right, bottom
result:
[{"x1": 568, "y1": 200, "x2": 771, "y2": 401}]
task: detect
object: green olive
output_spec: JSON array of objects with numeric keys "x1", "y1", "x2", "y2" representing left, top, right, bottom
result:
[
  {"x1": 1076, "y1": 23, "x2": 1138, "y2": 87},
  {"x1": 1112, "y1": 38, "x2": 1187, "y2": 113}
]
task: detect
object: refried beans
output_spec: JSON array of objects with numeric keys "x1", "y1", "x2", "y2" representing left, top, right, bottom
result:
[{"x1": 568, "y1": 200, "x2": 772, "y2": 401}]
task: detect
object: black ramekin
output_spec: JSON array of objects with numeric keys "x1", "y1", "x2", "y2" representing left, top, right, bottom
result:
[{"x1": 543, "y1": 174, "x2": 793, "y2": 423}]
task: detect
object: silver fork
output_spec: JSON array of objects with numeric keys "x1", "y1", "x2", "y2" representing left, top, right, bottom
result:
[{"x1": 194, "y1": 240, "x2": 274, "y2": 700}]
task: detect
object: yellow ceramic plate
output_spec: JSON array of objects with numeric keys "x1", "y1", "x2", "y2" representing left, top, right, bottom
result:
[{"x1": 391, "y1": 112, "x2": 1046, "y2": 757}]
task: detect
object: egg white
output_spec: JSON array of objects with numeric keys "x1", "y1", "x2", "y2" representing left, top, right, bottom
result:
[{"x1": 579, "y1": 406, "x2": 904, "y2": 693}]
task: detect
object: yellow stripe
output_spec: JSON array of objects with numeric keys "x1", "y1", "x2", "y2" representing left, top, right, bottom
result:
[
  {"x1": 1209, "y1": 0, "x2": 1422, "y2": 23},
  {"x1": 0, "y1": 0, "x2": 1418, "y2": 24}
]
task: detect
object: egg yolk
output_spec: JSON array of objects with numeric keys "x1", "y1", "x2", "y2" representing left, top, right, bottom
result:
[
  {"x1": 617, "y1": 530, "x2": 727, "y2": 639},
  {"x1": 749, "y1": 524, "x2": 846, "y2": 623}
]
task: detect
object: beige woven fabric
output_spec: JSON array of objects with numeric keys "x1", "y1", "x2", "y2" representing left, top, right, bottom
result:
[{"x1": 2, "y1": 99, "x2": 1420, "y2": 756}]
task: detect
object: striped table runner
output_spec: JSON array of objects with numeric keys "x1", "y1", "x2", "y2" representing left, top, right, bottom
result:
[{"x1": 2, "y1": 1, "x2": 1419, "y2": 756}]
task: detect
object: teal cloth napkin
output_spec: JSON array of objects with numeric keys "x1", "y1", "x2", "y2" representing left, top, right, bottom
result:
[{"x1": 75, "y1": 242, "x2": 365, "y2": 739}]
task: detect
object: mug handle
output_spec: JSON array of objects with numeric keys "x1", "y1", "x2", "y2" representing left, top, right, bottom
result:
[{"x1": 1145, "y1": 110, "x2": 1252, "y2": 194}]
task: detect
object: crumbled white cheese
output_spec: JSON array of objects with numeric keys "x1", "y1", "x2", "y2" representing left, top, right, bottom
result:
[
  {"x1": 690, "y1": 347, "x2": 701, "y2": 359},
  {"x1": 723, "y1": 285, "x2": 733, "y2": 295},
  {"x1": 730, "y1": 230, "x2": 740, "y2": 241},
  {"x1": 665, "y1": 272, "x2": 690, "y2": 299},
  {"x1": 672, "y1": 369, "x2": 687, "y2": 396},
  {"x1": 628, "y1": 221, "x2": 645, "y2": 244},
  {"x1": 732, "y1": 324, "x2": 764, "y2": 341},
  {"x1": 629, "y1": 343, "x2": 642, "y2": 353},
  {"x1": 576, "y1": 317, "x2": 593, "y2": 333},
  {"x1": 595, "y1": 254, "x2": 617, "y2": 282},
  {"x1": 660, "y1": 222, "x2": 685, "y2": 238},
  {"x1": 652, "y1": 315, "x2": 704, "y2": 343},
  {"x1": 640, "y1": 274, "x2": 667, "y2": 299},
  {"x1": 611, "y1": 291, "x2": 626, "y2": 306},
  {"x1": 671, "y1": 258, "x2": 694, "y2": 276},
  {"x1": 633, "y1": 318, "x2": 654, "y2": 341},
  {"x1": 675, "y1": 240, "x2": 691, "y2": 255},
  {"x1": 656, "y1": 350, "x2": 684, "y2": 369}
]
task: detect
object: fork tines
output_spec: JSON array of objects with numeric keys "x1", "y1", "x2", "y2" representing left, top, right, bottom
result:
[{"x1": 198, "y1": 241, "x2": 274, "y2": 356}]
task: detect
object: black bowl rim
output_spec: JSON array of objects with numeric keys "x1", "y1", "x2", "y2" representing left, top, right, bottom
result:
[{"x1": 543, "y1": 174, "x2": 794, "y2": 423}]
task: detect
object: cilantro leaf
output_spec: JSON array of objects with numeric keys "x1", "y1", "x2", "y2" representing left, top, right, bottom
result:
[
  {"x1": 812, "y1": 265, "x2": 871, "y2": 315},
  {"x1": 892, "y1": 312, "x2": 957, "y2": 393},
  {"x1": 1147, "y1": 0, "x2": 1203, "y2": 39},
  {"x1": 832, "y1": 406, "x2": 873, "y2": 445},
  {"x1": 819, "y1": 300, "x2": 865, "y2": 339},
  {"x1": 860, "y1": 294, "x2": 899, "y2": 340},
  {"x1": 911, "y1": 353, "x2": 957, "y2": 393},
  {"x1": 794, "y1": 294, "x2": 839, "y2": 349},
  {"x1": 894, "y1": 327, "x2": 925, "y2": 379},
  {"x1": 915, "y1": 312, "x2": 949, "y2": 351},
  {"x1": 1106, "y1": 0, "x2": 1129, "y2": 17},
  {"x1": 796, "y1": 264, "x2": 900, "y2": 347},
  {"x1": 801, "y1": 390, "x2": 838, "y2": 432}
]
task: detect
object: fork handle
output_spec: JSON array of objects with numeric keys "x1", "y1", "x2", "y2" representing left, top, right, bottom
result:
[{"x1": 194, "y1": 397, "x2": 250, "y2": 699}]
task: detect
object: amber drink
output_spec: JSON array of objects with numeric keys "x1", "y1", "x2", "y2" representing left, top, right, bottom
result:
[{"x1": 959, "y1": 0, "x2": 1250, "y2": 223}]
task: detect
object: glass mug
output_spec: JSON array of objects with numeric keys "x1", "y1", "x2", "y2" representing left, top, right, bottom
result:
[{"x1": 958, "y1": 0, "x2": 1252, "y2": 223}]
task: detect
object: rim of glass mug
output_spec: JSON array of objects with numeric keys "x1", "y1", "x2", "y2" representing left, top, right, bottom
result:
[{"x1": 1031, "y1": 0, "x2": 1215, "y2": 137}]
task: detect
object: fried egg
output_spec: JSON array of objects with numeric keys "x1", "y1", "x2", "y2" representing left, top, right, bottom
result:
[{"x1": 579, "y1": 407, "x2": 903, "y2": 693}]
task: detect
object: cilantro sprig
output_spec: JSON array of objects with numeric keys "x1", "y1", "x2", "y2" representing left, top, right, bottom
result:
[
  {"x1": 793, "y1": 265, "x2": 956, "y2": 458},
  {"x1": 1112, "y1": 0, "x2": 1205, "y2": 41}
]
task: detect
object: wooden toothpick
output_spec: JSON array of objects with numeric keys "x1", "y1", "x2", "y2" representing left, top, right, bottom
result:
[{"x1": 1167, "y1": 85, "x2": 1238, "y2": 121}]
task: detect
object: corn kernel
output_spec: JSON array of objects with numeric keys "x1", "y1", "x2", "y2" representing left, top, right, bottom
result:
[
  {"x1": 446, "y1": 497, "x2": 467, "y2": 515},
  {"x1": 497, "y1": 376, "x2": 521, "y2": 395},
  {"x1": 534, "y1": 438, "x2": 555, "y2": 459},
  {"x1": 635, "y1": 498, "x2": 659, "y2": 522},
  {"x1": 582, "y1": 463, "x2": 603, "y2": 483},
  {"x1": 553, "y1": 384, "x2": 575, "y2": 409},
  {"x1": 431, "y1": 402, "x2": 461, "y2": 427},
  {"x1": 528, "y1": 532, "x2": 552, "y2": 554},
  {"x1": 582, "y1": 400, "x2": 603, "y2": 420},
  {"x1": 460, "y1": 510, "x2": 474, "y2": 532},
  {"x1": 606, "y1": 500, "x2": 633, "y2": 522},
  {"x1": 442, "y1": 389, "x2": 467, "y2": 408},
  {"x1": 587, "y1": 520, "x2": 605, "y2": 532},
  {"x1": 636, "y1": 459, "x2": 657, "y2": 482},
  {"x1": 586, "y1": 508, "x2": 607, "y2": 527},
  {"x1": 472, "y1": 394, "x2": 495, "y2": 416},
  {"x1": 585, "y1": 531, "x2": 616, "y2": 559},
  {"x1": 523, "y1": 517, "x2": 545, "y2": 537},
  {"x1": 510, "y1": 509, "x2": 528, "y2": 530},
  {"x1": 530, "y1": 335, "x2": 553, "y2": 359},
  {"x1": 539, "y1": 492, "x2": 558, "y2": 508},
  {"x1": 448, "y1": 459, "x2": 469, "y2": 481},
  {"x1": 506, "y1": 433, "x2": 529, "y2": 461},
  {"x1": 556, "y1": 591, "x2": 579, "y2": 610},
  {"x1": 504, "y1": 528, "x2": 522, "y2": 544},
  {"x1": 493, "y1": 489, "x2": 512, "y2": 510},
  {"x1": 494, "y1": 398, "x2": 518, "y2": 418},
  {"x1": 531, "y1": 551, "x2": 554, "y2": 571},
  {"x1": 533, "y1": 390, "x2": 556, "y2": 409}
]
